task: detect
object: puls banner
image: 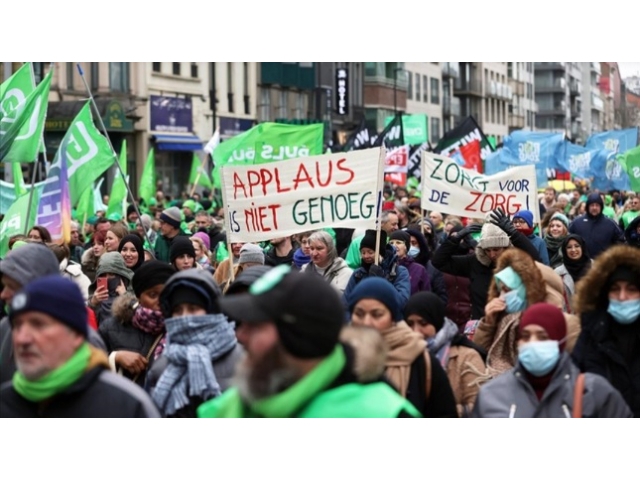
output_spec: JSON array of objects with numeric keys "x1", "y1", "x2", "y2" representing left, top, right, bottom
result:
[
  {"x1": 221, "y1": 147, "x2": 386, "y2": 243},
  {"x1": 421, "y1": 151, "x2": 539, "y2": 223}
]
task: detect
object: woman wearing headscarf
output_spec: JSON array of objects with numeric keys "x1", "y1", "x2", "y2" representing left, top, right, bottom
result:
[
  {"x1": 147, "y1": 269, "x2": 243, "y2": 417},
  {"x1": 554, "y1": 234, "x2": 592, "y2": 311},
  {"x1": 348, "y1": 277, "x2": 457, "y2": 418},
  {"x1": 404, "y1": 228, "x2": 447, "y2": 305},
  {"x1": 118, "y1": 234, "x2": 145, "y2": 272},
  {"x1": 99, "y1": 260, "x2": 176, "y2": 387},
  {"x1": 404, "y1": 292, "x2": 487, "y2": 417},
  {"x1": 572, "y1": 245, "x2": 640, "y2": 416},
  {"x1": 472, "y1": 303, "x2": 631, "y2": 418},
  {"x1": 544, "y1": 212, "x2": 569, "y2": 269}
]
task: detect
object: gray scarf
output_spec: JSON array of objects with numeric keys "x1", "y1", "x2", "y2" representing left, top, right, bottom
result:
[
  {"x1": 151, "y1": 314, "x2": 237, "y2": 417},
  {"x1": 426, "y1": 317, "x2": 459, "y2": 366}
]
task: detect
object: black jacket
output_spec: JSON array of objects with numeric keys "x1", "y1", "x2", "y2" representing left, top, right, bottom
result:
[
  {"x1": 0, "y1": 366, "x2": 160, "y2": 418},
  {"x1": 264, "y1": 246, "x2": 295, "y2": 267},
  {"x1": 572, "y1": 309, "x2": 640, "y2": 416},
  {"x1": 432, "y1": 230, "x2": 540, "y2": 320},
  {"x1": 405, "y1": 350, "x2": 458, "y2": 418}
]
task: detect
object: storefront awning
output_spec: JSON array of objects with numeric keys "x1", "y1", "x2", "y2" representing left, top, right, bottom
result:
[{"x1": 152, "y1": 134, "x2": 203, "y2": 151}]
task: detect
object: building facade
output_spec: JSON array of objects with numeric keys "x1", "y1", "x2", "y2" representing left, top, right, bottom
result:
[
  {"x1": 404, "y1": 62, "x2": 444, "y2": 144},
  {"x1": 441, "y1": 62, "x2": 461, "y2": 135},
  {"x1": 508, "y1": 62, "x2": 536, "y2": 133},
  {"x1": 580, "y1": 62, "x2": 605, "y2": 136}
]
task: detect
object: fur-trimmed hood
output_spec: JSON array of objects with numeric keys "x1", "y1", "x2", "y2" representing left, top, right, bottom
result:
[
  {"x1": 110, "y1": 292, "x2": 138, "y2": 325},
  {"x1": 573, "y1": 245, "x2": 640, "y2": 315},
  {"x1": 487, "y1": 248, "x2": 546, "y2": 306},
  {"x1": 339, "y1": 325, "x2": 387, "y2": 383}
]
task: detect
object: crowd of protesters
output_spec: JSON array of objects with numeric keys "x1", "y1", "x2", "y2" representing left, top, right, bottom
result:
[{"x1": 1, "y1": 179, "x2": 639, "y2": 418}]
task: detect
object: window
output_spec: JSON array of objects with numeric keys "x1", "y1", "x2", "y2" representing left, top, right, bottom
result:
[
  {"x1": 430, "y1": 78, "x2": 440, "y2": 104},
  {"x1": 190, "y1": 63, "x2": 198, "y2": 78},
  {"x1": 415, "y1": 74, "x2": 421, "y2": 103},
  {"x1": 66, "y1": 63, "x2": 74, "y2": 90},
  {"x1": 423, "y1": 75, "x2": 428, "y2": 102},
  {"x1": 152, "y1": 62, "x2": 161, "y2": 73},
  {"x1": 243, "y1": 62, "x2": 250, "y2": 115},
  {"x1": 278, "y1": 90, "x2": 288, "y2": 118},
  {"x1": 407, "y1": 71, "x2": 413, "y2": 100},
  {"x1": 259, "y1": 88, "x2": 271, "y2": 122},
  {"x1": 295, "y1": 94, "x2": 304, "y2": 119},
  {"x1": 227, "y1": 63, "x2": 234, "y2": 113},
  {"x1": 90, "y1": 63, "x2": 99, "y2": 91},
  {"x1": 109, "y1": 62, "x2": 129, "y2": 92},
  {"x1": 172, "y1": 62, "x2": 181, "y2": 75},
  {"x1": 430, "y1": 117, "x2": 441, "y2": 143}
]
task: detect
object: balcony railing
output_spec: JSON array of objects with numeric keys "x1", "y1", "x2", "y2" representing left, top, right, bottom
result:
[
  {"x1": 454, "y1": 77, "x2": 482, "y2": 96},
  {"x1": 443, "y1": 96, "x2": 461, "y2": 116},
  {"x1": 536, "y1": 77, "x2": 566, "y2": 92},
  {"x1": 534, "y1": 62, "x2": 566, "y2": 70},
  {"x1": 442, "y1": 62, "x2": 460, "y2": 79}
]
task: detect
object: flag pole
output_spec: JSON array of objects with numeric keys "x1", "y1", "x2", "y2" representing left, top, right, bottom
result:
[
  {"x1": 189, "y1": 151, "x2": 208, "y2": 198},
  {"x1": 76, "y1": 63, "x2": 151, "y2": 249},
  {"x1": 23, "y1": 62, "x2": 52, "y2": 234}
]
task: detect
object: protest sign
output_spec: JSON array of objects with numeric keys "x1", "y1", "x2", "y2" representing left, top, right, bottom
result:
[
  {"x1": 421, "y1": 151, "x2": 539, "y2": 223},
  {"x1": 221, "y1": 147, "x2": 386, "y2": 243}
]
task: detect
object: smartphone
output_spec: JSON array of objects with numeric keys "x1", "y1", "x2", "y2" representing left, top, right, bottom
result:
[{"x1": 97, "y1": 277, "x2": 108, "y2": 291}]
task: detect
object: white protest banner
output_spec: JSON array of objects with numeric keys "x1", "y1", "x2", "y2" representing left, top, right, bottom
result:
[
  {"x1": 421, "y1": 151, "x2": 539, "y2": 223},
  {"x1": 384, "y1": 145, "x2": 408, "y2": 173},
  {"x1": 221, "y1": 147, "x2": 386, "y2": 243}
]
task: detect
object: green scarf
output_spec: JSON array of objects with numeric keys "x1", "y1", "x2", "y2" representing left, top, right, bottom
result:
[
  {"x1": 13, "y1": 343, "x2": 91, "y2": 402},
  {"x1": 201, "y1": 345, "x2": 346, "y2": 418}
]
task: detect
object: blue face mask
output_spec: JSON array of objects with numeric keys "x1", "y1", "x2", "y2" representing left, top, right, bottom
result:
[
  {"x1": 608, "y1": 299, "x2": 640, "y2": 325},
  {"x1": 408, "y1": 246, "x2": 420, "y2": 258},
  {"x1": 518, "y1": 340, "x2": 560, "y2": 377},
  {"x1": 502, "y1": 287, "x2": 526, "y2": 313}
]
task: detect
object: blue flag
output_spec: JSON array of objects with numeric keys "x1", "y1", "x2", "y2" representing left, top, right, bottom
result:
[
  {"x1": 483, "y1": 149, "x2": 507, "y2": 175},
  {"x1": 502, "y1": 131, "x2": 566, "y2": 171},
  {"x1": 482, "y1": 147, "x2": 548, "y2": 188},
  {"x1": 590, "y1": 153, "x2": 631, "y2": 192},
  {"x1": 557, "y1": 142, "x2": 611, "y2": 180},
  {"x1": 585, "y1": 127, "x2": 639, "y2": 155}
]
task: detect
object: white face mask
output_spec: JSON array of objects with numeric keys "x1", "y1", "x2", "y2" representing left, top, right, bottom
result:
[{"x1": 408, "y1": 246, "x2": 420, "y2": 258}]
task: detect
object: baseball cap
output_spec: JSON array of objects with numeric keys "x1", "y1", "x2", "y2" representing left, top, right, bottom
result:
[{"x1": 218, "y1": 265, "x2": 345, "y2": 358}]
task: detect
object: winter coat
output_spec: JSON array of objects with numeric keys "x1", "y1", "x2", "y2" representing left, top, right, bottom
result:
[
  {"x1": 473, "y1": 248, "x2": 578, "y2": 378},
  {"x1": 471, "y1": 353, "x2": 632, "y2": 418},
  {"x1": 624, "y1": 215, "x2": 640, "y2": 248},
  {"x1": 60, "y1": 258, "x2": 92, "y2": 303},
  {"x1": 527, "y1": 233, "x2": 550, "y2": 266},
  {"x1": 146, "y1": 342, "x2": 244, "y2": 418},
  {"x1": 0, "y1": 346, "x2": 160, "y2": 418},
  {"x1": 98, "y1": 293, "x2": 160, "y2": 387},
  {"x1": 397, "y1": 256, "x2": 430, "y2": 296},
  {"x1": 431, "y1": 229, "x2": 541, "y2": 320},
  {"x1": 213, "y1": 257, "x2": 238, "y2": 287},
  {"x1": 154, "y1": 232, "x2": 190, "y2": 264},
  {"x1": 343, "y1": 244, "x2": 411, "y2": 313},
  {"x1": 197, "y1": 326, "x2": 421, "y2": 418},
  {"x1": 264, "y1": 246, "x2": 295, "y2": 267},
  {"x1": 301, "y1": 257, "x2": 353, "y2": 294},
  {"x1": 427, "y1": 262, "x2": 448, "y2": 306},
  {"x1": 571, "y1": 245, "x2": 640, "y2": 416},
  {"x1": 569, "y1": 212, "x2": 625, "y2": 259}
]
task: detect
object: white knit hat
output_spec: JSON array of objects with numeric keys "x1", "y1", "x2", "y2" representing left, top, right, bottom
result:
[{"x1": 478, "y1": 222, "x2": 510, "y2": 249}]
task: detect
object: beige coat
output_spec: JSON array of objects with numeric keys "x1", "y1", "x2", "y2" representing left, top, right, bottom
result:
[{"x1": 445, "y1": 345, "x2": 487, "y2": 417}]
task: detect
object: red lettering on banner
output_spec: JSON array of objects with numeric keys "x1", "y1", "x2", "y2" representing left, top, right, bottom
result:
[
  {"x1": 259, "y1": 169, "x2": 273, "y2": 196},
  {"x1": 335, "y1": 158, "x2": 355, "y2": 185},
  {"x1": 244, "y1": 202, "x2": 281, "y2": 233},
  {"x1": 233, "y1": 172, "x2": 248, "y2": 200},
  {"x1": 293, "y1": 163, "x2": 314, "y2": 190},
  {"x1": 247, "y1": 170, "x2": 261, "y2": 197},
  {"x1": 465, "y1": 192, "x2": 522, "y2": 215},
  {"x1": 315, "y1": 161, "x2": 333, "y2": 187},
  {"x1": 274, "y1": 168, "x2": 291, "y2": 194}
]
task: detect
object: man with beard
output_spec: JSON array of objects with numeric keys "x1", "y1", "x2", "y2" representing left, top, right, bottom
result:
[
  {"x1": 197, "y1": 265, "x2": 420, "y2": 418},
  {"x1": 264, "y1": 236, "x2": 295, "y2": 267}
]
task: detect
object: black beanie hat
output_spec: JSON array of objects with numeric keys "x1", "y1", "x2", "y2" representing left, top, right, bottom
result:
[
  {"x1": 118, "y1": 234, "x2": 145, "y2": 270},
  {"x1": 127, "y1": 204, "x2": 137, "y2": 218},
  {"x1": 168, "y1": 286, "x2": 209, "y2": 314},
  {"x1": 170, "y1": 236, "x2": 196, "y2": 263},
  {"x1": 360, "y1": 229, "x2": 387, "y2": 254},
  {"x1": 403, "y1": 292, "x2": 445, "y2": 332},
  {"x1": 132, "y1": 260, "x2": 176, "y2": 298},
  {"x1": 389, "y1": 230, "x2": 410, "y2": 252},
  {"x1": 607, "y1": 265, "x2": 640, "y2": 291}
]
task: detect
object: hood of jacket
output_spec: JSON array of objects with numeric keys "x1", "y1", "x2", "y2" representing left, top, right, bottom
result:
[
  {"x1": 536, "y1": 261, "x2": 566, "y2": 309},
  {"x1": 475, "y1": 242, "x2": 514, "y2": 267},
  {"x1": 488, "y1": 247, "x2": 547, "y2": 306},
  {"x1": 573, "y1": 245, "x2": 640, "y2": 315},
  {"x1": 111, "y1": 292, "x2": 138, "y2": 324},
  {"x1": 326, "y1": 256, "x2": 350, "y2": 277},
  {"x1": 624, "y1": 215, "x2": 640, "y2": 246},
  {"x1": 586, "y1": 192, "x2": 604, "y2": 219},
  {"x1": 94, "y1": 252, "x2": 134, "y2": 283},
  {"x1": 339, "y1": 325, "x2": 387, "y2": 383},
  {"x1": 405, "y1": 228, "x2": 431, "y2": 264}
]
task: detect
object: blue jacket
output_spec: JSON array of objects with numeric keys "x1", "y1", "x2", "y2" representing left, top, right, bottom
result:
[
  {"x1": 343, "y1": 244, "x2": 411, "y2": 319},
  {"x1": 527, "y1": 233, "x2": 550, "y2": 266},
  {"x1": 569, "y1": 213, "x2": 625, "y2": 258}
]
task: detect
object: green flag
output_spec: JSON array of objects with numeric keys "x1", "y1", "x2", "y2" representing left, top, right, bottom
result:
[
  {"x1": 12, "y1": 162, "x2": 27, "y2": 198},
  {"x1": 0, "y1": 67, "x2": 52, "y2": 163},
  {"x1": 50, "y1": 101, "x2": 116, "y2": 206},
  {"x1": 107, "y1": 140, "x2": 128, "y2": 218},
  {"x1": 138, "y1": 148, "x2": 156, "y2": 204},
  {"x1": 0, "y1": 62, "x2": 33, "y2": 101},
  {"x1": 622, "y1": 145, "x2": 640, "y2": 191},
  {"x1": 212, "y1": 122, "x2": 324, "y2": 187},
  {"x1": 189, "y1": 153, "x2": 213, "y2": 189},
  {"x1": 75, "y1": 184, "x2": 95, "y2": 226},
  {"x1": 0, "y1": 190, "x2": 40, "y2": 257}
]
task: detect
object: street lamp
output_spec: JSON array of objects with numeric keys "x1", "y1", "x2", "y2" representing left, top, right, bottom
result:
[{"x1": 393, "y1": 66, "x2": 404, "y2": 115}]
